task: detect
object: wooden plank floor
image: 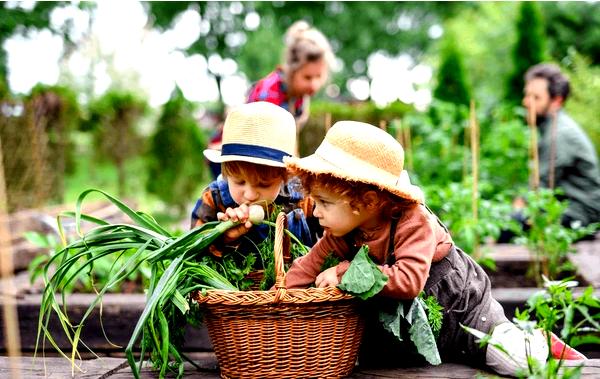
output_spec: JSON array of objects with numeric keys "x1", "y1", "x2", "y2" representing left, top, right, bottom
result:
[{"x1": 2, "y1": 354, "x2": 599, "y2": 378}]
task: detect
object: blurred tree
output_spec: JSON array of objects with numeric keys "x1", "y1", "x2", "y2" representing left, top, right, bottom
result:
[
  {"x1": 146, "y1": 87, "x2": 208, "y2": 216},
  {"x1": 0, "y1": 2, "x2": 93, "y2": 84},
  {"x1": 143, "y1": 1, "x2": 467, "y2": 102},
  {"x1": 505, "y1": 1, "x2": 548, "y2": 105},
  {"x1": 541, "y1": 2, "x2": 600, "y2": 65},
  {"x1": 86, "y1": 90, "x2": 147, "y2": 197},
  {"x1": 433, "y1": 30, "x2": 471, "y2": 106},
  {"x1": 442, "y1": 2, "x2": 517, "y2": 110},
  {"x1": 0, "y1": 84, "x2": 81, "y2": 211},
  {"x1": 563, "y1": 49, "x2": 600, "y2": 156}
]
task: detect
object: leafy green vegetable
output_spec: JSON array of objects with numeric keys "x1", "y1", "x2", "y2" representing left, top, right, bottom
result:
[
  {"x1": 379, "y1": 302, "x2": 404, "y2": 341},
  {"x1": 338, "y1": 245, "x2": 388, "y2": 300},
  {"x1": 378, "y1": 296, "x2": 442, "y2": 365},
  {"x1": 421, "y1": 293, "x2": 444, "y2": 338},
  {"x1": 407, "y1": 298, "x2": 442, "y2": 365}
]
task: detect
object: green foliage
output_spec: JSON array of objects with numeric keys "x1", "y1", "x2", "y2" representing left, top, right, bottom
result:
[
  {"x1": 442, "y1": 2, "x2": 518, "y2": 110},
  {"x1": 518, "y1": 277, "x2": 600, "y2": 348},
  {"x1": 0, "y1": 84, "x2": 82, "y2": 211},
  {"x1": 506, "y1": 1, "x2": 548, "y2": 105},
  {"x1": 402, "y1": 100, "x2": 468, "y2": 185},
  {"x1": 0, "y1": 2, "x2": 68, "y2": 81},
  {"x1": 145, "y1": 2, "x2": 466, "y2": 98},
  {"x1": 237, "y1": 19, "x2": 284, "y2": 83},
  {"x1": 464, "y1": 278, "x2": 599, "y2": 378},
  {"x1": 378, "y1": 297, "x2": 442, "y2": 365},
  {"x1": 514, "y1": 189, "x2": 600, "y2": 286},
  {"x1": 563, "y1": 50, "x2": 600, "y2": 156},
  {"x1": 301, "y1": 100, "x2": 412, "y2": 156},
  {"x1": 424, "y1": 181, "x2": 516, "y2": 256},
  {"x1": 86, "y1": 89, "x2": 148, "y2": 196},
  {"x1": 145, "y1": 88, "x2": 208, "y2": 216},
  {"x1": 433, "y1": 31, "x2": 472, "y2": 106},
  {"x1": 338, "y1": 245, "x2": 388, "y2": 300},
  {"x1": 541, "y1": 2, "x2": 600, "y2": 65},
  {"x1": 25, "y1": 230, "x2": 151, "y2": 293},
  {"x1": 420, "y1": 293, "x2": 444, "y2": 339}
]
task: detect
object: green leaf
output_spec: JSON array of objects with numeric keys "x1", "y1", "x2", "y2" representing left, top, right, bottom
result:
[
  {"x1": 408, "y1": 298, "x2": 442, "y2": 365},
  {"x1": 338, "y1": 245, "x2": 388, "y2": 300},
  {"x1": 171, "y1": 290, "x2": 190, "y2": 315},
  {"x1": 379, "y1": 302, "x2": 405, "y2": 341}
]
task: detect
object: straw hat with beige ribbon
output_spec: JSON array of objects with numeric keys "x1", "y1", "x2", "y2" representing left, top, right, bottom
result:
[
  {"x1": 284, "y1": 120, "x2": 424, "y2": 203},
  {"x1": 203, "y1": 101, "x2": 297, "y2": 168}
]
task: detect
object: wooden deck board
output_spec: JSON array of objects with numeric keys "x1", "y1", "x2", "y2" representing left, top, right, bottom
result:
[{"x1": 2, "y1": 355, "x2": 599, "y2": 378}]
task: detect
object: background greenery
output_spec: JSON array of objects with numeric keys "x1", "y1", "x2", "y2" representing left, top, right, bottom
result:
[{"x1": 1, "y1": 1, "x2": 599, "y2": 249}]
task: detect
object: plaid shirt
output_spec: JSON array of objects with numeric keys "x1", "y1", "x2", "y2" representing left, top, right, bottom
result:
[
  {"x1": 247, "y1": 68, "x2": 304, "y2": 118},
  {"x1": 190, "y1": 178, "x2": 320, "y2": 255}
]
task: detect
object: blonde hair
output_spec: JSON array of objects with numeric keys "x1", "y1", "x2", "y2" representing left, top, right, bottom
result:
[{"x1": 283, "y1": 20, "x2": 334, "y2": 77}]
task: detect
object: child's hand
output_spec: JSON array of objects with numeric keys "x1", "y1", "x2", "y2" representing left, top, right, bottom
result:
[
  {"x1": 217, "y1": 204, "x2": 254, "y2": 243},
  {"x1": 315, "y1": 266, "x2": 340, "y2": 288}
]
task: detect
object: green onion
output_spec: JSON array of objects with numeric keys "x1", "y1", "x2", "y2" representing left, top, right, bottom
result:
[{"x1": 36, "y1": 189, "x2": 266, "y2": 379}]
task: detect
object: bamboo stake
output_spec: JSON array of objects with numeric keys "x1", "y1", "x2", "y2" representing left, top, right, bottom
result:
[
  {"x1": 470, "y1": 100, "x2": 480, "y2": 260},
  {"x1": 0, "y1": 135, "x2": 22, "y2": 378},
  {"x1": 324, "y1": 112, "x2": 332, "y2": 132},
  {"x1": 403, "y1": 122, "x2": 413, "y2": 171},
  {"x1": 549, "y1": 112, "x2": 558, "y2": 189},
  {"x1": 394, "y1": 119, "x2": 404, "y2": 145},
  {"x1": 463, "y1": 117, "x2": 470, "y2": 182},
  {"x1": 379, "y1": 120, "x2": 387, "y2": 131},
  {"x1": 526, "y1": 105, "x2": 540, "y2": 191}
]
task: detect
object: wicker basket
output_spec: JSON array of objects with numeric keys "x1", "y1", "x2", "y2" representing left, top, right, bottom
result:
[{"x1": 194, "y1": 213, "x2": 365, "y2": 379}]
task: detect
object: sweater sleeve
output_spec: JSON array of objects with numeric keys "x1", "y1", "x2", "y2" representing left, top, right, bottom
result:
[
  {"x1": 379, "y1": 207, "x2": 438, "y2": 299},
  {"x1": 285, "y1": 233, "x2": 349, "y2": 288}
]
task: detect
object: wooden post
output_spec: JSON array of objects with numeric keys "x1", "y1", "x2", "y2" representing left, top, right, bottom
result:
[
  {"x1": 0, "y1": 135, "x2": 22, "y2": 378},
  {"x1": 526, "y1": 105, "x2": 540, "y2": 191},
  {"x1": 324, "y1": 113, "x2": 332, "y2": 132},
  {"x1": 403, "y1": 123, "x2": 413, "y2": 171},
  {"x1": 549, "y1": 112, "x2": 558, "y2": 189},
  {"x1": 379, "y1": 120, "x2": 387, "y2": 132},
  {"x1": 470, "y1": 100, "x2": 480, "y2": 260}
]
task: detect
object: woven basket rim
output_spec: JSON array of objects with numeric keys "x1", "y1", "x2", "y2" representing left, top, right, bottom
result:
[
  {"x1": 193, "y1": 285, "x2": 355, "y2": 306},
  {"x1": 193, "y1": 212, "x2": 357, "y2": 306}
]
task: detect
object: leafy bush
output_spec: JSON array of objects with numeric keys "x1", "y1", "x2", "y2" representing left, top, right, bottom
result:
[
  {"x1": 514, "y1": 189, "x2": 599, "y2": 286},
  {"x1": 146, "y1": 88, "x2": 208, "y2": 216},
  {"x1": 563, "y1": 49, "x2": 600, "y2": 156}
]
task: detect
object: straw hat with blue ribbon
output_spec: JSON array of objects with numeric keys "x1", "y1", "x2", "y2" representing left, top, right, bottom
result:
[
  {"x1": 284, "y1": 120, "x2": 424, "y2": 203},
  {"x1": 203, "y1": 101, "x2": 296, "y2": 168}
]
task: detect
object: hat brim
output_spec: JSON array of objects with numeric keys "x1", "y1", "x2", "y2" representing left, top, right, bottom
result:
[
  {"x1": 284, "y1": 155, "x2": 424, "y2": 203},
  {"x1": 204, "y1": 149, "x2": 286, "y2": 168}
]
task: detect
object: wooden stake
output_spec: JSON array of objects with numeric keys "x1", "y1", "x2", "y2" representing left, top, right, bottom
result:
[
  {"x1": 469, "y1": 100, "x2": 480, "y2": 260},
  {"x1": 0, "y1": 135, "x2": 22, "y2": 378},
  {"x1": 549, "y1": 112, "x2": 558, "y2": 189},
  {"x1": 403, "y1": 123, "x2": 413, "y2": 171},
  {"x1": 527, "y1": 105, "x2": 540, "y2": 191},
  {"x1": 394, "y1": 119, "x2": 404, "y2": 145},
  {"x1": 324, "y1": 113, "x2": 332, "y2": 131},
  {"x1": 379, "y1": 120, "x2": 387, "y2": 131}
]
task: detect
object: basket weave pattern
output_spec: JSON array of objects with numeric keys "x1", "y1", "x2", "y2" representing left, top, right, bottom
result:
[{"x1": 194, "y1": 213, "x2": 365, "y2": 379}]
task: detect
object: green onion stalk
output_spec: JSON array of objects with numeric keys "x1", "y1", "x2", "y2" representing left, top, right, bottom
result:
[{"x1": 35, "y1": 189, "x2": 266, "y2": 379}]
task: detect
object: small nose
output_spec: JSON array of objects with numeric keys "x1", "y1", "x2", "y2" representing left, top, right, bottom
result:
[
  {"x1": 313, "y1": 204, "x2": 322, "y2": 218},
  {"x1": 244, "y1": 187, "x2": 259, "y2": 202}
]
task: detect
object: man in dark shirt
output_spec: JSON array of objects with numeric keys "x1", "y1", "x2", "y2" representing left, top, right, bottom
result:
[{"x1": 523, "y1": 63, "x2": 600, "y2": 228}]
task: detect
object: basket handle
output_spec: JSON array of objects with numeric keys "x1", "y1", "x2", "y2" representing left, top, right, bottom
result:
[{"x1": 273, "y1": 212, "x2": 288, "y2": 301}]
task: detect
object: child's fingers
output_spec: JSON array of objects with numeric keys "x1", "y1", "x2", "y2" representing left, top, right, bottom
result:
[{"x1": 216, "y1": 211, "x2": 229, "y2": 221}]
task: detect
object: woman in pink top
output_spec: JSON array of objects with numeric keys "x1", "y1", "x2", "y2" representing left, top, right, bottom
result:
[{"x1": 247, "y1": 20, "x2": 333, "y2": 131}]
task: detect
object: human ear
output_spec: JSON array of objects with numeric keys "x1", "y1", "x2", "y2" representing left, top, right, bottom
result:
[{"x1": 363, "y1": 190, "x2": 379, "y2": 209}]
